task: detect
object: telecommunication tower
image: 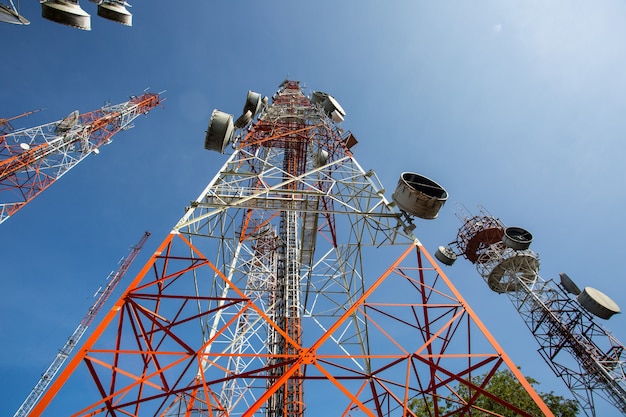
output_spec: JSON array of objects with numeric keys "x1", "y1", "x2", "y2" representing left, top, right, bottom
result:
[
  {"x1": 0, "y1": 92, "x2": 161, "y2": 224},
  {"x1": 29, "y1": 81, "x2": 555, "y2": 416},
  {"x1": 435, "y1": 206, "x2": 626, "y2": 416}
]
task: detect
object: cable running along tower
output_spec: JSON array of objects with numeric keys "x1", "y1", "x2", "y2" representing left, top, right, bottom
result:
[
  {"x1": 435, "y1": 206, "x2": 626, "y2": 416},
  {"x1": 0, "y1": 92, "x2": 161, "y2": 224},
  {"x1": 31, "y1": 81, "x2": 555, "y2": 416}
]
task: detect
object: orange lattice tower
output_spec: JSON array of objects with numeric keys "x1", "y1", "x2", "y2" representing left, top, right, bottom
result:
[{"x1": 30, "y1": 81, "x2": 554, "y2": 417}]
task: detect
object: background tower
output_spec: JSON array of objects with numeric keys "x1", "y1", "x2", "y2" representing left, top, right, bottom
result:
[
  {"x1": 436, "y1": 205, "x2": 626, "y2": 416},
  {"x1": 0, "y1": 92, "x2": 161, "y2": 224},
  {"x1": 13, "y1": 231, "x2": 150, "y2": 417},
  {"x1": 30, "y1": 81, "x2": 554, "y2": 417}
]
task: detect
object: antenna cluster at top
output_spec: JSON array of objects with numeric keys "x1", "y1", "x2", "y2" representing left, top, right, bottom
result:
[
  {"x1": 1, "y1": 0, "x2": 133, "y2": 30},
  {"x1": 436, "y1": 207, "x2": 621, "y2": 320}
]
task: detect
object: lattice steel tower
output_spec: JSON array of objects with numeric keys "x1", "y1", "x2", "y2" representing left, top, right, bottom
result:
[
  {"x1": 0, "y1": 92, "x2": 161, "y2": 224},
  {"x1": 435, "y1": 206, "x2": 626, "y2": 416},
  {"x1": 30, "y1": 81, "x2": 556, "y2": 416}
]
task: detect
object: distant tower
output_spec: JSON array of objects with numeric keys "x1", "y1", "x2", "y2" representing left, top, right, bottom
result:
[
  {"x1": 0, "y1": 92, "x2": 161, "y2": 224},
  {"x1": 13, "y1": 231, "x2": 150, "y2": 417},
  {"x1": 29, "y1": 81, "x2": 555, "y2": 416},
  {"x1": 435, "y1": 205, "x2": 626, "y2": 416}
]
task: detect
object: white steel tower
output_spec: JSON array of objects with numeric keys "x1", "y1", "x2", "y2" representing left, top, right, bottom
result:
[{"x1": 0, "y1": 92, "x2": 161, "y2": 224}]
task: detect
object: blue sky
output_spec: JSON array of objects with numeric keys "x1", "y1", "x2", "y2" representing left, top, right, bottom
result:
[{"x1": 2, "y1": 1, "x2": 626, "y2": 415}]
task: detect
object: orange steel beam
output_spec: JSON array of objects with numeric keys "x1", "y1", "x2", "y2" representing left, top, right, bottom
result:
[
  {"x1": 417, "y1": 241, "x2": 555, "y2": 417},
  {"x1": 29, "y1": 233, "x2": 177, "y2": 417}
]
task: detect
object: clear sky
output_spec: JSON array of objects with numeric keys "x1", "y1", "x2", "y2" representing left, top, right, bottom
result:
[{"x1": 2, "y1": 1, "x2": 626, "y2": 416}]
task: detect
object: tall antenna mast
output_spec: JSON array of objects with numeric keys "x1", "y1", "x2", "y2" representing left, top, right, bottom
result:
[
  {"x1": 435, "y1": 205, "x2": 626, "y2": 416},
  {"x1": 28, "y1": 81, "x2": 554, "y2": 417},
  {"x1": 13, "y1": 231, "x2": 150, "y2": 417},
  {"x1": 0, "y1": 93, "x2": 161, "y2": 224}
]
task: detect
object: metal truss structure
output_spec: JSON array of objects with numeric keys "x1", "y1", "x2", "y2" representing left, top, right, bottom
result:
[
  {"x1": 0, "y1": 92, "x2": 161, "y2": 224},
  {"x1": 31, "y1": 81, "x2": 554, "y2": 416},
  {"x1": 449, "y1": 206, "x2": 626, "y2": 416}
]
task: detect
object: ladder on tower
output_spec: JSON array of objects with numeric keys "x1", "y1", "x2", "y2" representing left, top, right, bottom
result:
[{"x1": 13, "y1": 231, "x2": 150, "y2": 417}]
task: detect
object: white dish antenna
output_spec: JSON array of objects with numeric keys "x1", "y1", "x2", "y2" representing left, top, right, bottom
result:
[
  {"x1": 205, "y1": 110, "x2": 234, "y2": 153},
  {"x1": 97, "y1": 0, "x2": 132, "y2": 26}
]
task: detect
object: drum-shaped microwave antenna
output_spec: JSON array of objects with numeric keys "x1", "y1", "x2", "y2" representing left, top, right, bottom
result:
[
  {"x1": 41, "y1": 0, "x2": 91, "y2": 30},
  {"x1": 311, "y1": 91, "x2": 346, "y2": 122},
  {"x1": 435, "y1": 246, "x2": 457, "y2": 266},
  {"x1": 502, "y1": 226, "x2": 533, "y2": 250},
  {"x1": 55, "y1": 110, "x2": 79, "y2": 133},
  {"x1": 243, "y1": 91, "x2": 262, "y2": 117},
  {"x1": 559, "y1": 272, "x2": 581, "y2": 296},
  {"x1": 0, "y1": 3, "x2": 30, "y2": 24},
  {"x1": 97, "y1": 0, "x2": 132, "y2": 26},
  {"x1": 391, "y1": 172, "x2": 448, "y2": 219},
  {"x1": 577, "y1": 287, "x2": 621, "y2": 320},
  {"x1": 234, "y1": 110, "x2": 252, "y2": 129},
  {"x1": 205, "y1": 110, "x2": 234, "y2": 153}
]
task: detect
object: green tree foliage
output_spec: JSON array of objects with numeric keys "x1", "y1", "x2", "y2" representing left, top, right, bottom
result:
[{"x1": 408, "y1": 369, "x2": 578, "y2": 416}]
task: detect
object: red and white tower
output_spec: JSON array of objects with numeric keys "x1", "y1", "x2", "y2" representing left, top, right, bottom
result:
[
  {"x1": 436, "y1": 205, "x2": 626, "y2": 416},
  {"x1": 0, "y1": 92, "x2": 161, "y2": 224},
  {"x1": 29, "y1": 81, "x2": 554, "y2": 417}
]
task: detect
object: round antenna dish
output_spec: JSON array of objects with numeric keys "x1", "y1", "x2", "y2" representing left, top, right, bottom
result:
[
  {"x1": 311, "y1": 91, "x2": 328, "y2": 105},
  {"x1": 435, "y1": 246, "x2": 457, "y2": 266},
  {"x1": 19, "y1": 143, "x2": 31, "y2": 151},
  {"x1": 322, "y1": 95, "x2": 346, "y2": 118},
  {"x1": 577, "y1": 287, "x2": 621, "y2": 319},
  {"x1": 486, "y1": 252, "x2": 539, "y2": 293},
  {"x1": 205, "y1": 110, "x2": 234, "y2": 153},
  {"x1": 55, "y1": 110, "x2": 79, "y2": 133},
  {"x1": 559, "y1": 272, "x2": 581, "y2": 296},
  {"x1": 0, "y1": 3, "x2": 30, "y2": 24},
  {"x1": 502, "y1": 227, "x2": 533, "y2": 250},
  {"x1": 330, "y1": 109, "x2": 344, "y2": 123},
  {"x1": 234, "y1": 110, "x2": 252, "y2": 129},
  {"x1": 97, "y1": 1, "x2": 132, "y2": 26},
  {"x1": 391, "y1": 172, "x2": 448, "y2": 220},
  {"x1": 243, "y1": 91, "x2": 262, "y2": 116},
  {"x1": 41, "y1": 0, "x2": 91, "y2": 31}
]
